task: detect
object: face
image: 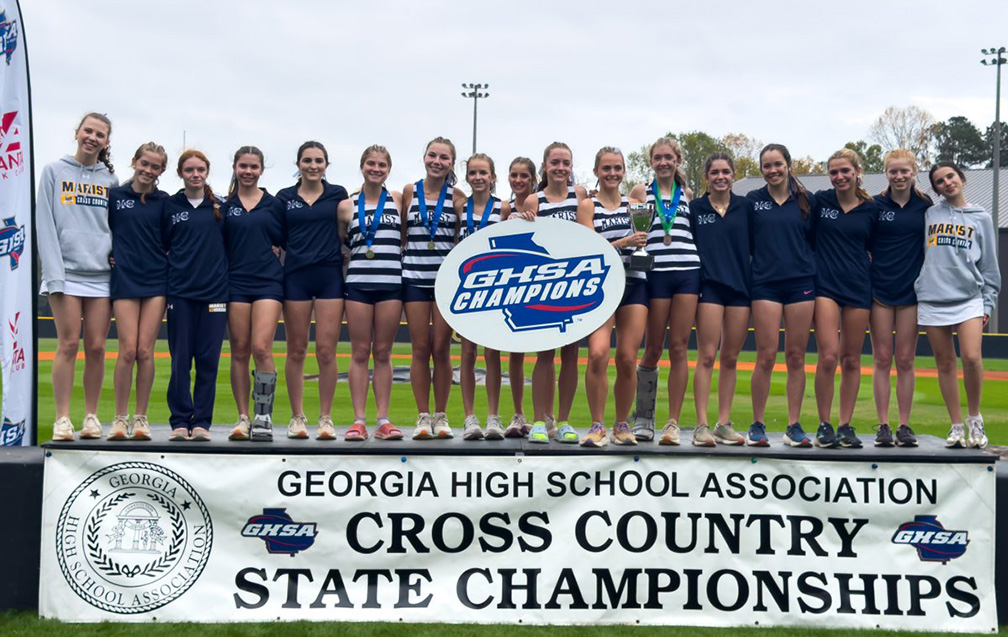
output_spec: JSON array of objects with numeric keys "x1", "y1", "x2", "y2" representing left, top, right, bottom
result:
[
  {"x1": 361, "y1": 152, "x2": 390, "y2": 186},
  {"x1": 467, "y1": 159, "x2": 494, "y2": 193},
  {"x1": 594, "y1": 152, "x2": 625, "y2": 189},
  {"x1": 423, "y1": 143, "x2": 454, "y2": 180},
  {"x1": 931, "y1": 166, "x2": 964, "y2": 199},
  {"x1": 131, "y1": 150, "x2": 165, "y2": 189},
  {"x1": 706, "y1": 160, "x2": 734, "y2": 193},
  {"x1": 544, "y1": 149, "x2": 573, "y2": 185},
  {"x1": 760, "y1": 150, "x2": 789, "y2": 187},
  {"x1": 885, "y1": 159, "x2": 914, "y2": 193},
  {"x1": 75, "y1": 117, "x2": 110, "y2": 158},
  {"x1": 650, "y1": 144, "x2": 681, "y2": 180},
  {"x1": 298, "y1": 148, "x2": 327, "y2": 182},
  {"x1": 508, "y1": 163, "x2": 534, "y2": 195},
  {"x1": 180, "y1": 157, "x2": 208, "y2": 190},
  {"x1": 827, "y1": 158, "x2": 858, "y2": 192},
  {"x1": 234, "y1": 153, "x2": 263, "y2": 188}
]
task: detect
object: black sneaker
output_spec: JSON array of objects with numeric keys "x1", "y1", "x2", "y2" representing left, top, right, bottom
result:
[
  {"x1": 837, "y1": 423, "x2": 862, "y2": 449},
  {"x1": 895, "y1": 424, "x2": 918, "y2": 447},
  {"x1": 814, "y1": 421, "x2": 836, "y2": 448},
  {"x1": 874, "y1": 423, "x2": 894, "y2": 447}
]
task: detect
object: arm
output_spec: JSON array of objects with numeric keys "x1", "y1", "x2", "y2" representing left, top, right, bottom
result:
[
  {"x1": 976, "y1": 213, "x2": 1002, "y2": 318},
  {"x1": 337, "y1": 197, "x2": 353, "y2": 245},
  {"x1": 629, "y1": 184, "x2": 646, "y2": 204},
  {"x1": 35, "y1": 165, "x2": 67, "y2": 293},
  {"x1": 574, "y1": 184, "x2": 589, "y2": 202},
  {"x1": 400, "y1": 182, "x2": 414, "y2": 249}
]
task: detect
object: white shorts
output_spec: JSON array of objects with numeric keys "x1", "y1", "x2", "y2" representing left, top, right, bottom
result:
[
  {"x1": 40, "y1": 280, "x2": 110, "y2": 298},
  {"x1": 917, "y1": 297, "x2": 984, "y2": 327}
]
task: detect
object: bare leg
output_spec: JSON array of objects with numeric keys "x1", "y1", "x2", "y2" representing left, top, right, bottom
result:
[
  {"x1": 371, "y1": 300, "x2": 402, "y2": 419},
  {"x1": 134, "y1": 296, "x2": 166, "y2": 415},
  {"x1": 112, "y1": 299, "x2": 140, "y2": 416},
  {"x1": 81, "y1": 297, "x2": 112, "y2": 415},
  {"x1": 925, "y1": 325, "x2": 961, "y2": 423},
  {"x1": 431, "y1": 304, "x2": 453, "y2": 413},
  {"x1": 717, "y1": 306, "x2": 751, "y2": 425},
  {"x1": 346, "y1": 300, "x2": 375, "y2": 421},
  {"x1": 665, "y1": 294, "x2": 698, "y2": 423},
  {"x1": 813, "y1": 297, "x2": 841, "y2": 424},
  {"x1": 693, "y1": 303, "x2": 724, "y2": 426},
  {"x1": 837, "y1": 307, "x2": 870, "y2": 425},
  {"x1": 484, "y1": 348, "x2": 502, "y2": 415},
  {"x1": 405, "y1": 301, "x2": 433, "y2": 413},
  {"x1": 557, "y1": 342, "x2": 579, "y2": 421},
  {"x1": 893, "y1": 305, "x2": 919, "y2": 426},
  {"x1": 585, "y1": 317, "x2": 615, "y2": 423},
  {"x1": 283, "y1": 300, "x2": 314, "y2": 417},
  {"x1": 957, "y1": 317, "x2": 985, "y2": 417},
  {"x1": 869, "y1": 302, "x2": 895, "y2": 424},
  {"x1": 460, "y1": 337, "x2": 477, "y2": 416},
  {"x1": 782, "y1": 301, "x2": 814, "y2": 424},
  {"x1": 532, "y1": 350, "x2": 555, "y2": 421},
  {"x1": 750, "y1": 300, "x2": 783, "y2": 424},
  {"x1": 614, "y1": 305, "x2": 647, "y2": 423},
  {"x1": 314, "y1": 299, "x2": 344, "y2": 416},
  {"x1": 508, "y1": 352, "x2": 525, "y2": 415},
  {"x1": 228, "y1": 302, "x2": 253, "y2": 417}
]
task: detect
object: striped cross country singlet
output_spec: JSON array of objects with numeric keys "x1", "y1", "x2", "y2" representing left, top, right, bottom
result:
[
  {"x1": 537, "y1": 186, "x2": 579, "y2": 223},
  {"x1": 460, "y1": 196, "x2": 502, "y2": 241},
  {"x1": 346, "y1": 191, "x2": 403, "y2": 290},
  {"x1": 402, "y1": 181, "x2": 458, "y2": 287},
  {"x1": 591, "y1": 196, "x2": 646, "y2": 283},
  {"x1": 645, "y1": 182, "x2": 699, "y2": 271}
]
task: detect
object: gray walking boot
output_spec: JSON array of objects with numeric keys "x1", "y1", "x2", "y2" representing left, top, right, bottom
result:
[
  {"x1": 631, "y1": 365, "x2": 658, "y2": 441},
  {"x1": 250, "y1": 370, "x2": 277, "y2": 442}
]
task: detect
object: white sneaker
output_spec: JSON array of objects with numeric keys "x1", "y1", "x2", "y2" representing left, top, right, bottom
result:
[
  {"x1": 412, "y1": 412, "x2": 433, "y2": 440},
  {"x1": 433, "y1": 412, "x2": 453, "y2": 438},
  {"x1": 107, "y1": 415, "x2": 130, "y2": 441},
  {"x1": 505, "y1": 413, "x2": 526, "y2": 438},
  {"x1": 462, "y1": 414, "x2": 483, "y2": 440},
  {"x1": 485, "y1": 414, "x2": 505, "y2": 440},
  {"x1": 229, "y1": 414, "x2": 251, "y2": 441},
  {"x1": 131, "y1": 414, "x2": 152, "y2": 441},
  {"x1": 80, "y1": 413, "x2": 103, "y2": 439},
  {"x1": 287, "y1": 413, "x2": 309, "y2": 439},
  {"x1": 316, "y1": 415, "x2": 337, "y2": 440},
  {"x1": 966, "y1": 414, "x2": 988, "y2": 449},
  {"x1": 946, "y1": 422, "x2": 967, "y2": 448},
  {"x1": 52, "y1": 417, "x2": 75, "y2": 441}
]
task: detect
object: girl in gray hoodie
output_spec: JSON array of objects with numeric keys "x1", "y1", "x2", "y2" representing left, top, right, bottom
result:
[
  {"x1": 37, "y1": 112, "x2": 119, "y2": 442},
  {"x1": 914, "y1": 162, "x2": 1001, "y2": 449}
]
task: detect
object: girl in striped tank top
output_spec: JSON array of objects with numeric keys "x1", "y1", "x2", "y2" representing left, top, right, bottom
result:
[
  {"x1": 627, "y1": 136, "x2": 699, "y2": 445},
  {"x1": 521, "y1": 142, "x2": 588, "y2": 444},
  {"x1": 578, "y1": 147, "x2": 649, "y2": 448},
  {"x1": 456, "y1": 154, "x2": 510, "y2": 441},
  {"x1": 337, "y1": 145, "x2": 405, "y2": 442},
  {"x1": 400, "y1": 137, "x2": 465, "y2": 440},
  {"x1": 504, "y1": 157, "x2": 538, "y2": 436}
]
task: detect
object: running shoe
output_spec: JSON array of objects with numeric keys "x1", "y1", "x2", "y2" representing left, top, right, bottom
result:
[
  {"x1": 432, "y1": 412, "x2": 453, "y2": 438},
  {"x1": 528, "y1": 421, "x2": 549, "y2": 444},
  {"x1": 946, "y1": 422, "x2": 967, "y2": 448},
  {"x1": 836, "y1": 423, "x2": 862, "y2": 449},
  {"x1": 287, "y1": 413, "x2": 309, "y2": 439},
  {"x1": 131, "y1": 415, "x2": 151, "y2": 441},
  {"x1": 554, "y1": 423, "x2": 579, "y2": 444},
  {"x1": 374, "y1": 421, "x2": 403, "y2": 440},
  {"x1": 504, "y1": 414, "x2": 525, "y2": 438},
  {"x1": 463, "y1": 415, "x2": 484, "y2": 441},
  {"x1": 169, "y1": 427, "x2": 189, "y2": 442},
  {"x1": 610, "y1": 421, "x2": 637, "y2": 446},
  {"x1": 783, "y1": 422, "x2": 812, "y2": 447},
  {"x1": 190, "y1": 427, "x2": 211, "y2": 442},
  {"x1": 814, "y1": 421, "x2": 837, "y2": 448},
  {"x1": 895, "y1": 424, "x2": 918, "y2": 447},
  {"x1": 659, "y1": 419, "x2": 681, "y2": 446},
  {"x1": 580, "y1": 422, "x2": 608, "y2": 448},
  {"x1": 412, "y1": 412, "x2": 433, "y2": 440},
  {"x1": 316, "y1": 415, "x2": 337, "y2": 441},
  {"x1": 747, "y1": 421, "x2": 769, "y2": 447},
  {"x1": 229, "y1": 414, "x2": 251, "y2": 441},
  {"x1": 966, "y1": 414, "x2": 988, "y2": 449},
  {"x1": 484, "y1": 415, "x2": 505, "y2": 440},
  {"x1": 874, "y1": 423, "x2": 894, "y2": 448},
  {"x1": 692, "y1": 424, "x2": 715, "y2": 447},
  {"x1": 713, "y1": 422, "x2": 745, "y2": 445},
  {"x1": 107, "y1": 415, "x2": 130, "y2": 441},
  {"x1": 52, "y1": 417, "x2": 75, "y2": 442},
  {"x1": 80, "y1": 413, "x2": 103, "y2": 440}
]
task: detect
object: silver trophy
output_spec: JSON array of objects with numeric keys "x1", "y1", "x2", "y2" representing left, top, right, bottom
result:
[{"x1": 628, "y1": 202, "x2": 654, "y2": 271}]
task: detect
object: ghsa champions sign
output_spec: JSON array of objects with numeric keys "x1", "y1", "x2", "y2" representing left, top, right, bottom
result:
[{"x1": 434, "y1": 217, "x2": 626, "y2": 352}]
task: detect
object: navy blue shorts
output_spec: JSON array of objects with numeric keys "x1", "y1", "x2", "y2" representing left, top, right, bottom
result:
[
  {"x1": 646, "y1": 269, "x2": 700, "y2": 300},
  {"x1": 284, "y1": 264, "x2": 345, "y2": 301},
  {"x1": 817, "y1": 288, "x2": 871, "y2": 310},
  {"x1": 699, "y1": 281, "x2": 750, "y2": 308},
  {"x1": 230, "y1": 293, "x2": 283, "y2": 304},
  {"x1": 346, "y1": 285, "x2": 402, "y2": 305},
  {"x1": 751, "y1": 277, "x2": 815, "y2": 305},
  {"x1": 403, "y1": 284, "x2": 435, "y2": 303},
  {"x1": 619, "y1": 280, "x2": 649, "y2": 308}
]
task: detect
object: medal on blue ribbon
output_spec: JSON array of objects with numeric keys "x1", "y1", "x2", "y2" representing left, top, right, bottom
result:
[
  {"x1": 466, "y1": 196, "x2": 494, "y2": 237},
  {"x1": 358, "y1": 188, "x2": 388, "y2": 259},
  {"x1": 654, "y1": 179, "x2": 683, "y2": 246},
  {"x1": 416, "y1": 179, "x2": 448, "y2": 250}
]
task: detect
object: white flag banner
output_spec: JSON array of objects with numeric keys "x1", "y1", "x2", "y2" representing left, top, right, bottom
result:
[
  {"x1": 40, "y1": 449, "x2": 996, "y2": 631},
  {"x1": 0, "y1": 0, "x2": 33, "y2": 447}
]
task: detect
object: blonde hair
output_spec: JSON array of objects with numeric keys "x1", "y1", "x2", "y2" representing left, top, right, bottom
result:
[
  {"x1": 827, "y1": 148, "x2": 871, "y2": 203},
  {"x1": 128, "y1": 141, "x2": 168, "y2": 202},
  {"x1": 648, "y1": 136, "x2": 687, "y2": 189},
  {"x1": 881, "y1": 149, "x2": 932, "y2": 203}
]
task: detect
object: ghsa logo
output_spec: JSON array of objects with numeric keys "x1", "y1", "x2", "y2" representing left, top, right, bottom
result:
[
  {"x1": 891, "y1": 515, "x2": 968, "y2": 564},
  {"x1": 242, "y1": 508, "x2": 318, "y2": 556},
  {"x1": 1, "y1": 416, "x2": 25, "y2": 446},
  {"x1": 450, "y1": 232, "x2": 609, "y2": 333},
  {"x1": 0, "y1": 10, "x2": 18, "y2": 65},
  {"x1": 0, "y1": 217, "x2": 24, "y2": 270},
  {"x1": 0, "y1": 111, "x2": 24, "y2": 179},
  {"x1": 8, "y1": 311, "x2": 24, "y2": 373}
]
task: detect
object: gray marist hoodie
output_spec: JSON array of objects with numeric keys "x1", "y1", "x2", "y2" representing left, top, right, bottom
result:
[
  {"x1": 913, "y1": 199, "x2": 1001, "y2": 316},
  {"x1": 36, "y1": 155, "x2": 119, "y2": 293}
]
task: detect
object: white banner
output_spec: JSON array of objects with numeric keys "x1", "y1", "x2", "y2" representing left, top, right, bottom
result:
[
  {"x1": 0, "y1": 0, "x2": 33, "y2": 446},
  {"x1": 40, "y1": 449, "x2": 996, "y2": 630}
]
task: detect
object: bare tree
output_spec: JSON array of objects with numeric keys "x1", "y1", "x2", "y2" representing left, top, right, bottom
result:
[
  {"x1": 869, "y1": 105, "x2": 936, "y2": 165},
  {"x1": 722, "y1": 132, "x2": 764, "y2": 178}
]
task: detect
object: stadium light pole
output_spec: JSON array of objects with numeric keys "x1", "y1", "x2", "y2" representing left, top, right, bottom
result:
[
  {"x1": 461, "y1": 83, "x2": 489, "y2": 156},
  {"x1": 982, "y1": 47, "x2": 1005, "y2": 332}
]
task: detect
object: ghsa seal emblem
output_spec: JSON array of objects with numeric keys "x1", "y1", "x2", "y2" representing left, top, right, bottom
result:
[{"x1": 55, "y1": 462, "x2": 212, "y2": 614}]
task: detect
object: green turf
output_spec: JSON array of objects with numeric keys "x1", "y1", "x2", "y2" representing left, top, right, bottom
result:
[{"x1": 28, "y1": 337, "x2": 1008, "y2": 445}]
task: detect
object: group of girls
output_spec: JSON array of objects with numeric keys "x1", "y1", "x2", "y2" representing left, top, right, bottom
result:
[{"x1": 39, "y1": 112, "x2": 999, "y2": 449}]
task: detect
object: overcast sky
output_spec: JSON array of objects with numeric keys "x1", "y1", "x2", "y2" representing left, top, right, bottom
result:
[{"x1": 19, "y1": 0, "x2": 1008, "y2": 197}]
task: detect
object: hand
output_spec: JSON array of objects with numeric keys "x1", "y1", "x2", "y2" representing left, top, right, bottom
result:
[
  {"x1": 108, "y1": 255, "x2": 116, "y2": 267},
  {"x1": 628, "y1": 231, "x2": 648, "y2": 248},
  {"x1": 272, "y1": 246, "x2": 281, "y2": 258},
  {"x1": 983, "y1": 314, "x2": 990, "y2": 327}
]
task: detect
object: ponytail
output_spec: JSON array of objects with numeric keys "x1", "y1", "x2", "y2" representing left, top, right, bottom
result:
[
  {"x1": 75, "y1": 112, "x2": 115, "y2": 173},
  {"x1": 761, "y1": 143, "x2": 810, "y2": 220},
  {"x1": 205, "y1": 184, "x2": 221, "y2": 221}
]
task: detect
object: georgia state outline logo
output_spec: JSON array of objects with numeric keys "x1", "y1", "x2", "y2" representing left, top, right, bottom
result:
[
  {"x1": 891, "y1": 515, "x2": 968, "y2": 564},
  {"x1": 0, "y1": 216, "x2": 24, "y2": 269},
  {"x1": 0, "y1": 9, "x2": 18, "y2": 65},
  {"x1": 55, "y1": 462, "x2": 213, "y2": 614}
]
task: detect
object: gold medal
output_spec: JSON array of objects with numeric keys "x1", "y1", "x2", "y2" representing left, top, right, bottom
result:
[
  {"x1": 366, "y1": 249, "x2": 374, "y2": 259},
  {"x1": 663, "y1": 234, "x2": 672, "y2": 246},
  {"x1": 427, "y1": 240, "x2": 435, "y2": 250}
]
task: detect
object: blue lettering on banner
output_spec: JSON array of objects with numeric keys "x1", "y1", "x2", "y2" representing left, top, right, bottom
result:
[
  {"x1": 0, "y1": 10, "x2": 18, "y2": 65},
  {"x1": 0, "y1": 217, "x2": 24, "y2": 269},
  {"x1": 242, "y1": 508, "x2": 318, "y2": 555},
  {"x1": 1, "y1": 416, "x2": 25, "y2": 446},
  {"x1": 891, "y1": 515, "x2": 968, "y2": 564},
  {"x1": 449, "y1": 233, "x2": 609, "y2": 333}
]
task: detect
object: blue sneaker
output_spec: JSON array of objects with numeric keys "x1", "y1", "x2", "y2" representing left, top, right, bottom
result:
[
  {"x1": 815, "y1": 421, "x2": 837, "y2": 448},
  {"x1": 836, "y1": 423, "x2": 862, "y2": 449},
  {"x1": 747, "y1": 421, "x2": 769, "y2": 447},
  {"x1": 783, "y1": 422, "x2": 811, "y2": 447}
]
